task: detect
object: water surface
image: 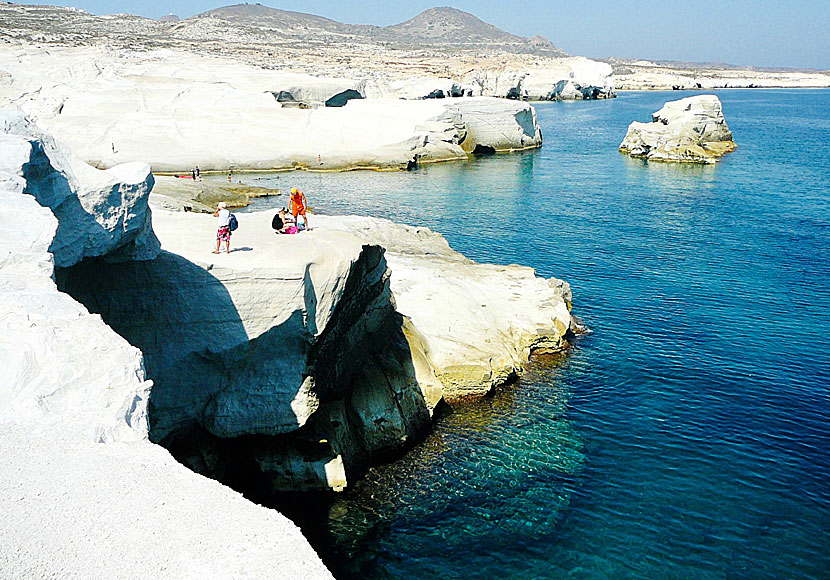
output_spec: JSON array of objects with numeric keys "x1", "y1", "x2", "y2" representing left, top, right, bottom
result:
[{"x1": 238, "y1": 90, "x2": 830, "y2": 579}]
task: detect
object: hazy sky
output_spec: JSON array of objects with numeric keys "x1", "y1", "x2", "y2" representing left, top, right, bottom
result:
[{"x1": 15, "y1": 0, "x2": 830, "y2": 69}]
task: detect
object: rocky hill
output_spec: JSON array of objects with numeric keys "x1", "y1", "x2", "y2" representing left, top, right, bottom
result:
[
  {"x1": 0, "y1": 2, "x2": 565, "y2": 57},
  {"x1": 386, "y1": 6, "x2": 521, "y2": 43},
  {"x1": 195, "y1": 2, "x2": 374, "y2": 35}
]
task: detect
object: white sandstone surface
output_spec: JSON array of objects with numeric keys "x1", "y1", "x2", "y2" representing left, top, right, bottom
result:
[
  {"x1": 619, "y1": 95, "x2": 736, "y2": 163},
  {"x1": 0, "y1": 44, "x2": 542, "y2": 172},
  {"x1": 0, "y1": 112, "x2": 333, "y2": 579},
  {"x1": 465, "y1": 58, "x2": 615, "y2": 100},
  {"x1": 0, "y1": 426, "x2": 334, "y2": 580},
  {"x1": 325, "y1": 215, "x2": 574, "y2": 398},
  {"x1": 148, "y1": 209, "x2": 573, "y2": 403}
]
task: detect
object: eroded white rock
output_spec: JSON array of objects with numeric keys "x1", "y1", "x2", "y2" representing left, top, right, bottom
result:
[
  {"x1": 0, "y1": 45, "x2": 543, "y2": 172},
  {"x1": 0, "y1": 115, "x2": 334, "y2": 579},
  {"x1": 465, "y1": 58, "x2": 615, "y2": 101},
  {"x1": 326, "y1": 215, "x2": 574, "y2": 398},
  {"x1": 619, "y1": 95, "x2": 736, "y2": 163},
  {"x1": 1, "y1": 109, "x2": 160, "y2": 267}
]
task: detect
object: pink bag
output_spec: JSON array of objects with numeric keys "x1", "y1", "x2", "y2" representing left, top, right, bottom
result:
[{"x1": 285, "y1": 225, "x2": 298, "y2": 234}]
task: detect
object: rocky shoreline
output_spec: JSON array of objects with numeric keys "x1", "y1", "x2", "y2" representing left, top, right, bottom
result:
[{"x1": 1, "y1": 110, "x2": 574, "y2": 576}]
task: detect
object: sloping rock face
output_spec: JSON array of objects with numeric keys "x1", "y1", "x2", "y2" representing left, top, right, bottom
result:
[
  {"x1": 58, "y1": 207, "x2": 574, "y2": 493},
  {"x1": 1, "y1": 113, "x2": 332, "y2": 578},
  {"x1": 325, "y1": 216, "x2": 574, "y2": 398},
  {"x1": 58, "y1": 211, "x2": 436, "y2": 493},
  {"x1": 619, "y1": 95, "x2": 736, "y2": 163},
  {"x1": 0, "y1": 108, "x2": 156, "y2": 440},
  {"x1": 0, "y1": 44, "x2": 543, "y2": 171}
]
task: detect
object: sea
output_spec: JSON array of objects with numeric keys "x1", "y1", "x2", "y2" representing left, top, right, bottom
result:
[{"x1": 236, "y1": 89, "x2": 830, "y2": 580}]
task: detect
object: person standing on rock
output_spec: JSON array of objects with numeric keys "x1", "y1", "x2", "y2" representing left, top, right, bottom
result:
[
  {"x1": 213, "y1": 201, "x2": 231, "y2": 254},
  {"x1": 290, "y1": 187, "x2": 310, "y2": 230}
]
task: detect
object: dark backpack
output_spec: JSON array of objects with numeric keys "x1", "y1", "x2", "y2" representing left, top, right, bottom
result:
[{"x1": 228, "y1": 213, "x2": 238, "y2": 231}]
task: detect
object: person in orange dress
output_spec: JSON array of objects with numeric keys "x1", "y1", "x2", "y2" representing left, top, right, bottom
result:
[{"x1": 289, "y1": 187, "x2": 310, "y2": 230}]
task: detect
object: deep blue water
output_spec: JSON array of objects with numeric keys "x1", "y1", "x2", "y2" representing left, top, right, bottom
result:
[{"x1": 238, "y1": 90, "x2": 830, "y2": 579}]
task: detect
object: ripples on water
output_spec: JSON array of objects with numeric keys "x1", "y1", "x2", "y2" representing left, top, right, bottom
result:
[{"x1": 236, "y1": 90, "x2": 830, "y2": 579}]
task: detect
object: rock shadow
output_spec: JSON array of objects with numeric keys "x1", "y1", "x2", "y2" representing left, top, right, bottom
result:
[{"x1": 57, "y1": 243, "x2": 433, "y2": 495}]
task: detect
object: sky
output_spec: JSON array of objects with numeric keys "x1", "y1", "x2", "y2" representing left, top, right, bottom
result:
[{"x1": 14, "y1": 0, "x2": 830, "y2": 69}]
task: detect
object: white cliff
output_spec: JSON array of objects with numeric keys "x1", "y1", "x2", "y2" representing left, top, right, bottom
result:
[
  {"x1": 326, "y1": 216, "x2": 574, "y2": 398},
  {"x1": 465, "y1": 58, "x2": 615, "y2": 101},
  {"x1": 619, "y1": 95, "x2": 736, "y2": 163},
  {"x1": 0, "y1": 111, "x2": 334, "y2": 579},
  {"x1": 0, "y1": 44, "x2": 542, "y2": 172},
  {"x1": 53, "y1": 200, "x2": 573, "y2": 494}
]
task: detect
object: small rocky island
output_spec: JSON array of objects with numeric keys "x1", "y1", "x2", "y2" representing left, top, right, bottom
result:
[{"x1": 619, "y1": 95, "x2": 736, "y2": 163}]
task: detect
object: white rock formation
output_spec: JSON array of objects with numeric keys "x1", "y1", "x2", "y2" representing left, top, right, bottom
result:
[
  {"x1": 0, "y1": 109, "x2": 160, "y2": 267},
  {"x1": 0, "y1": 45, "x2": 542, "y2": 172},
  {"x1": 465, "y1": 58, "x2": 615, "y2": 100},
  {"x1": 367, "y1": 76, "x2": 477, "y2": 100},
  {"x1": 0, "y1": 112, "x2": 333, "y2": 579},
  {"x1": 619, "y1": 95, "x2": 736, "y2": 163},
  {"x1": 266, "y1": 74, "x2": 366, "y2": 107},
  {"x1": 58, "y1": 208, "x2": 436, "y2": 492},
  {"x1": 326, "y1": 216, "x2": 574, "y2": 398},
  {"x1": 0, "y1": 109, "x2": 157, "y2": 438},
  {"x1": 54, "y1": 204, "x2": 573, "y2": 493}
]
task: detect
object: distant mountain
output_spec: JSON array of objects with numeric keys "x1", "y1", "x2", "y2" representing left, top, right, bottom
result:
[
  {"x1": 195, "y1": 3, "x2": 374, "y2": 35},
  {"x1": 384, "y1": 6, "x2": 521, "y2": 43},
  {"x1": 159, "y1": 14, "x2": 180, "y2": 23},
  {"x1": 192, "y1": 3, "x2": 565, "y2": 54}
]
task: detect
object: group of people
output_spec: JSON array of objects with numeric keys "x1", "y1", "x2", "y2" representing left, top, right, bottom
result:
[
  {"x1": 271, "y1": 187, "x2": 310, "y2": 234},
  {"x1": 212, "y1": 187, "x2": 310, "y2": 254}
]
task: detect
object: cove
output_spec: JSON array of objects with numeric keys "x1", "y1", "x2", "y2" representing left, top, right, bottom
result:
[{"x1": 240, "y1": 89, "x2": 830, "y2": 579}]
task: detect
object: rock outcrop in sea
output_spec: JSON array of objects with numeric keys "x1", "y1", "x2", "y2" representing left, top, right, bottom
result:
[{"x1": 619, "y1": 95, "x2": 736, "y2": 163}]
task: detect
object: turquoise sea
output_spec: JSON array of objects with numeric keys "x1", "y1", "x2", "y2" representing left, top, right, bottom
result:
[{"x1": 241, "y1": 90, "x2": 830, "y2": 579}]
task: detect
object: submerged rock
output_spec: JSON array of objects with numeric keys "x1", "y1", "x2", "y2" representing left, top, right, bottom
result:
[{"x1": 619, "y1": 95, "x2": 736, "y2": 163}]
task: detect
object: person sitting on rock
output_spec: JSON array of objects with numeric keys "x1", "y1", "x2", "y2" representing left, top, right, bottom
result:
[
  {"x1": 290, "y1": 187, "x2": 310, "y2": 230},
  {"x1": 272, "y1": 208, "x2": 290, "y2": 233},
  {"x1": 213, "y1": 201, "x2": 231, "y2": 253}
]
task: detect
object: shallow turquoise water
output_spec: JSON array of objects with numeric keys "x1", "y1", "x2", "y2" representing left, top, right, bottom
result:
[{"x1": 240, "y1": 90, "x2": 830, "y2": 579}]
